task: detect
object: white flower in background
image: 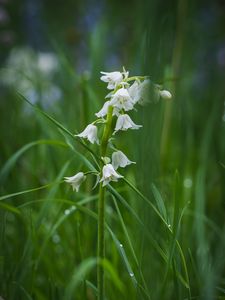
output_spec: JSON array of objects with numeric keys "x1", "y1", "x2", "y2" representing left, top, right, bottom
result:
[
  {"x1": 128, "y1": 79, "x2": 151, "y2": 105},
  {"x1": 76, "y1": 124, "x2": 99, "y2": 144},
  {"x1": 112, "y1": 151, "x2": 135, "y2": 170},
  {"x1": 110, "y1": 88, "x2": 134, "y2": 111},
  {"x1": 99, "y1": 164, "x2": 123, "y2": 186},
  {"x1": 64, "y1": 172, "x2": 86, "y2": 192},
  {"x1": 138, "y1": 79, "x2": 151, "y2": 105},
  {"x1": 37, "y1": 52, "x2": 58, "y2": 74},
  {"x1": 115, "y1": 114, "x2": 142, "y2": 132},
  {"x1": 159, "y1": 90, "x2": 172, "y2": 100},
  {"x1": 128, "y1": 81, "x2": 140, "y2": 104},
  {"x1": 100, "y1": 71, "x2": 123, "y2": 90}
]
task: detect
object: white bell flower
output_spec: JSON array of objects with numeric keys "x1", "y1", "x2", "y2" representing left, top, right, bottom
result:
[
  {"x1": 114, "y1": 114, "x2": 142, "y2": 132},
  {"x1": 128, "y1": 81, "x2": 140, "y2": 104},
  {"x1": 112, "y1": 151, "x2": 135, "y2": 170},
  {"x1": 100, "y1": 71, "x2": 123, "y2": 90},
  {"x1": 64, "y1": 172, "x2": 86, "y2": 192},
  {"x1": 99, "y1": 164, "x2": 123, "y2": 187},
  {"x1": 110, "y1": 88, "x2": 134, "y2": 111},
  {"x1": 128, "y1": 79, "x2": 151, "y2": 105},
  {"x1": 76, "y1": 124, "x2": 99, "y2": 144},
  {"x1": 138, "y1": 79, "x2": 151, "y2": 105},
  {"x1": 95, "y1": 101, "x2": 111, "y2": 118},
  {"x1": 159, "y1": 90, "x2": 172, "y2": 100},
  {"x1": 95, "y1": 101, "x2": 120, "y2": 118}
]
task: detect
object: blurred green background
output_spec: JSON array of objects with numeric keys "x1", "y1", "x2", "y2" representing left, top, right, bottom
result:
[{"x1": 0, "y1": 0, "x2": 225, "y2": 299}]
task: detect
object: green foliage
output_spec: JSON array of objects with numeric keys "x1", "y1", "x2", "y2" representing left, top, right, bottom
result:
[{"x1": 0, "y1": 0, "x2": 225, "y2": 299}]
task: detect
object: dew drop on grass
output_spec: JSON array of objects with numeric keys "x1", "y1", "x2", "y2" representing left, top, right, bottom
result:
[
  {"x1": 223, "y1": 114, "x2": 225, "y2": 122},
  {"x1": 119, "y1": 243, "x2": 123, "y2": 248},
  {"x1": 64, "y1": 206, "x2": 76, "y2": 216},
  {"x1": 183, "y1": 177, "x2": 193, "y2": 188},
  {"x1": 64, "y1": 209, "x2": 70, "y2": 215},
  {"x1": 129, "y1": 272, "x2": 134, "y2": 277},
  {"x1": 71, "y1": 205, "x2": 76, "y2": 211},
  {"x1": 52, "y1": 234, "x2": 60, "y2": 244}
]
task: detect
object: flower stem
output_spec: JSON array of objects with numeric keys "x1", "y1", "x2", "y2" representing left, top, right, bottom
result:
[
  {"x1": 97, "y1": 182, "x2": 105, "y2": 300},
  {"x1": 97, "y1": 105, "x2": 113, "y2": 300},
  {"x1": 101, "y1": 106, "x2": 113, "y2": 157}
]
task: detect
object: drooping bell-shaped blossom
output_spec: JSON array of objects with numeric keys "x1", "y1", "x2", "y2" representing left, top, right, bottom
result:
[
  {"x1": 95, "y1": 101, "x2": 111, "y2": 118},
  {"x1": 128, "y1": 81, "x2": 140, "y2": 104},
  {"x1": 128, "y1": 79, "x2": 151, "y2": 105},
  {"x1": 99, "y1": 164, "x2": 123, "y2": 186},
  {"x1": 114, "y1": 114, "x2": 142, "y2": 132},
  {"x1": 110, "y1": 88, "x2": 134, "y2": 111},
  {"x1": 76, "y1": 124, "x2": 99, "y2": 144},
  {"x1": 64, "y1": 172, "x2": 86, "y2": 192},
  {"x1": 112, "y1": 150, "x2": 135, "y2": 170},
  {"x1": 137, "y1": 79, "x2": 151, "y2": 105}
]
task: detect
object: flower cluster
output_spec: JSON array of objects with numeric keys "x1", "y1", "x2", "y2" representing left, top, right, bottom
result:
[{"x1": 64, "y1": 69, "x2": 171, "y2": 191}]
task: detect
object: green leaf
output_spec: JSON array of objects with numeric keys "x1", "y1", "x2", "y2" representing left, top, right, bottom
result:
[
  {"x1": 0, "y1": 181, "x2": 63, "y2": 202},
  {"x1": 151, "y1": 183, "x2": 168, "y2": 222},
  {"x1": 64, "y1": 257, "x2": 97, "y2": 300},
  {"x1": 0, "y1": 139, "x2": 68, "y2": 185},
  {"x1": 0, "y1": 202, "x2": 21, "y2": 214},
  {"x1": 17, "y1": 92, "x2": 98, "y2": 160}
]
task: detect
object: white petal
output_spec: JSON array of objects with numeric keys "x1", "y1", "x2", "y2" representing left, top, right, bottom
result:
[
  {"x1": 115, "y1": 114, "x2": 142, "y2": 132},
  {"x1": 137, "y1": 79, "x2": 151, "y2": 105},
  {"x1": 100, "y1": 164, "x2": 123, "y2": 186},
  {"x1": 76, "y1": 124, "x2": 99, "y2": 144},
  {"x1": 110, "y1": 88, "x2": 134, "y2": 111},
  {"x1": 112, "y1": 151, "x2": 135, "y2": 170},
  {"x1": 128, "y1": 81, "x2": 140, "y2": 104},
  {"x1": 100, "y1": 71, "x2": 123, "y2": 90},
  {"x1": 159, "y1": 90, "x2": 172, "y2": 99},
  {"x1": 64, "y1": 172, "x2": 86, "y2": 192},
  {"x1": 95, "y1": 101, "x2": 110, "y2": 118}
]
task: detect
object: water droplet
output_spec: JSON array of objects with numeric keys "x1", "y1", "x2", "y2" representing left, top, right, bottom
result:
[
  {"x1": 168, "y1": 224, "x2": 171, "y2": 228},
  {"x1": 183, "y1": 178, "x2": 193, "y2": 189},
  {"x1": 64, "y1": 209, "x2": 70, "y2": 215},
  {"x1": 119, "y1": 243, "x2": 123, "y2": 248},
  {"x1": 129, "y1": 272, "x2": 134, "y2": 277},
  {"x1": 52, "y1": 234, "x2": 60, "y2": 244}
]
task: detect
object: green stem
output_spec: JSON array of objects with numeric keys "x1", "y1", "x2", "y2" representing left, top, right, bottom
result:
[
  {"x1": 97, "y1": 183, "x2": 106, "y2": 300},
  {"x1": 101, "y1": 106, "x2": 113, "y2": 157},
  {"x1": 97, "y1": 105, "x2": 113, "y2": 300}
]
